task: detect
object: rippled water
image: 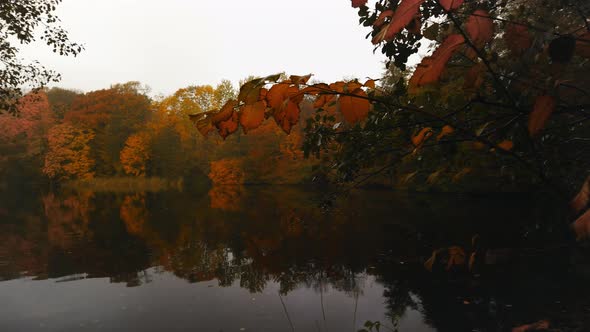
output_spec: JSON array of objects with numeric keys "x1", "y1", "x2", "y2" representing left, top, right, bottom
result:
[{"x1": 0, "y1": 186, "x2": 588, "y2": 331}]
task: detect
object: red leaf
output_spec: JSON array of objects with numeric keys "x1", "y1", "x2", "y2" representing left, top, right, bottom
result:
[
  {"x1": 512, "y1": 320, "x2": 550, "y2": 332},
  {"x1": 464, "y1": 63, "x2": 485, "y2": 90},
  {"x1": 506, "y1": 24, "x2": 532, "y2": 55},
  {"x1": 339, "y1": 88, "x2": 371, "y2": 124},
  {"x1": 351, "y1": 0, "x2": 367, "y2": 8},
  {"x1": 406, "y1": 13, "x2": 422, "y2": 34},
  {"x1": 372, "y1": 0, "x2": 426, "y2": 44},
  {"x1": 465, "y1": 10, "x2": 494, "y2": 48},
  {"x1": 571, "y1": 176, "x2": 590, "y2": 214},
  {"x1": 528, "y1": 95, "x2": 556, "y2": 137},
  {"x1": 439, "y1": 0, "x2": 464, "y2": 12},
  {"x1": 409, "y1": 34, "x2": 465, "y2": 91},
  {"x1": 373, "y1": 10, "x2": 394, "y2": 28}
]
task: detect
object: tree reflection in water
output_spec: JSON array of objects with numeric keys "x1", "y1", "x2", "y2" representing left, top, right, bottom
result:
[{"x1": 0, "y1": 186, "x2": 588, "y2": 330}]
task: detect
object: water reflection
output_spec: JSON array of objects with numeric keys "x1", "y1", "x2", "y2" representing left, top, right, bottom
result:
[{"x1": 0, "y1": 186, "x2": 588, "y2": 331}]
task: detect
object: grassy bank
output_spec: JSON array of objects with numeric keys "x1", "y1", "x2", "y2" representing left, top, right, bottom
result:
[{"x1": 64, "y1": 177, "x2": 184, "y2": 192}]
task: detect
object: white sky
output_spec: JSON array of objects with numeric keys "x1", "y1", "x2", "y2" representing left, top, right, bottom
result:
[{"x1": 20, "y1": 0, "x2": 386, "y2": 96}]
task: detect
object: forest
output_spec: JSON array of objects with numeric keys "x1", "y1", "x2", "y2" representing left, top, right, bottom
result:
[
  {"x1": 0, "y1": 81, "x2": 318, "y2": 189},
  {"x1": 1, "y1": 0, "x2": 590, "y2": 331}
]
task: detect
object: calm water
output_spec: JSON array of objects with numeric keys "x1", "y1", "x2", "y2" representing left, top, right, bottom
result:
[{"x1": 1, "y1": 186, "x2": 589, "y2": 331}]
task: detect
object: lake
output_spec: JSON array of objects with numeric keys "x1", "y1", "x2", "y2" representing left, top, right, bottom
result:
[{"x1": 1, "y1": 186, "x2": 589, "y2": 331}]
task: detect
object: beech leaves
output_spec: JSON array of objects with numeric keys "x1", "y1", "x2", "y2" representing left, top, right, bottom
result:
[{"x1": 191, "y1": 75, "x2": 375, "y2": 139}]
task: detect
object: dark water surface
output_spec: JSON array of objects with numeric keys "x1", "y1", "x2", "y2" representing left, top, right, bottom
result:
[{"x1": 1, "y1": 186, "x2": 589, "y2": 331}]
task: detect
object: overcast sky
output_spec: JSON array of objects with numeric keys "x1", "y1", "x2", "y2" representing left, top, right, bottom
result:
[{"x1": 20, "y1": 0, "x2": 386, "y2": 96}]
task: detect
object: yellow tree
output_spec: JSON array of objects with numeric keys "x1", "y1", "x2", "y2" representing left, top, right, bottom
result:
[
  {"x1": 43, "y1": 124, "x2": 95, "y2": 180},
  {"x1": 120, "y1": 133, "x2": 151, "y2": 177}
]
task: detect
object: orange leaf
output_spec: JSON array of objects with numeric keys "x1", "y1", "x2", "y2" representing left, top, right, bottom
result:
[
  {"x1": 364, "y1": 79, "x2": 376, "y2": 89},
  {"x1": 288, "y1": 85, "x2": 304, "y2": 104},
  {"x1": 266, "y1": 83, "x2": 291, "y2": 111},
  {"x1": 274, "y1": 101, "x2": 300, "y2": 134},
  {"x1": 372, "y1": 0, "x2": 426, "y2": 44},
  {"x1": 211, "y1": 99, "x2": 237, "y2": 125},
  {"x1": 238, "y1": 80, "x2": 263, "y2": 105},
  {"x1": 506, "y1": 24, "x2": 532, "y2": 55},
  {"x1": 217, "y1": 111, "x2": 239, "y2": 139},
  {"x1": 453, "y1": 167, "x2": 472, "y2": 182},
  {"x1": 472, "y1": 141, "x2": 486, "y2": 150},
  {"x1": 497, "y1": 140, "x2": 514, "y2": 151},
  {"x1": 238, "y1": 74, "x2": 281, "y2": 104},
  {"x1": 409, "y1": 34, "x2": 465, "y2": 91},
  {"x1": 259, "y1": 88, "x2": 268, "y2": 101},
  {"x1": 465, "y1": 10, "x2": 494, "y2": 48},
  {"x1": 339, "y1": 88, "x2": 371, "y2": 124},
  {"x1": 301, "y1": 83, "x2": 330, "y2": 96},
  {"x1": 446, "y1": 246, "x2": 466, "y2": 270},
  {"x1": 412, "y1": 127, "x2": 433, "y2": 146},
  {"x1": 239, "y1": 101, "x2": 267, "y2": 134},
  {"x1": 190, "y1": 116, "x2": 215, "y2": 137},
  {"x1": 571, "y1": 176, "x2": 590, "y2": 214},
  {"x1": 439, "y1": 0, "x2": 464, "y2": 11},
  {"x1": 437, "y1": 125, "x2": 454, "y2": 140},
  {"x1": 313, "y1": 94, "x2": 335, "y2": 109},
  {"x1": 572, "y1": 209, "x2": 590, "y2": 241},
  {"x1": 345, "y1": 81, "x2": 363, "y2": 92},
  {"x1": 329, "y1": 81, "x2": 346, "y2": 93},
  {"x1": 528, "y1": 95, "x2": 556, "y2": 137}
]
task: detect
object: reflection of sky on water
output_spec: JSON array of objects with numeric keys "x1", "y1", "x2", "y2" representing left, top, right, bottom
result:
[{"x1": 0, "y1": 269, "x2": 432, "y2": 331}]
